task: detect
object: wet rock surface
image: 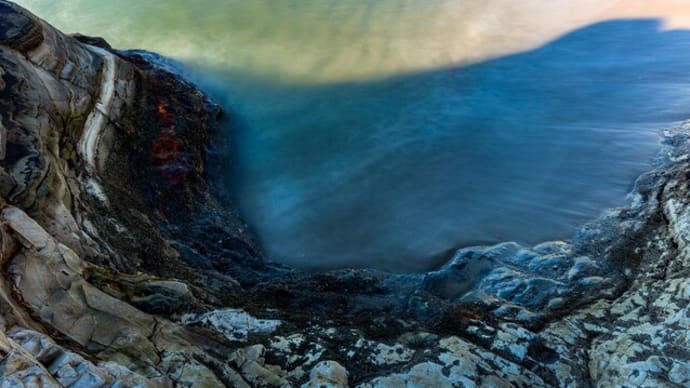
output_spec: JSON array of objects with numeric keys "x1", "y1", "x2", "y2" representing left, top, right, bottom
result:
[{"x1": 0, "y1": 1, "x2": 689, "y2": 386}]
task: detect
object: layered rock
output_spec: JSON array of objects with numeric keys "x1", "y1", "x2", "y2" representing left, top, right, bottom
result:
[
  {"x1": 0, "y1": 1, "x2": 259, "y2": 385},
  {"x1": 0, "y1": 0, "x2": 689, "y2": 386}
]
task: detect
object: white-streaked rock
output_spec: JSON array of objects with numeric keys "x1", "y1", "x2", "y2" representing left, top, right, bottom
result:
[
  {"x1": 181, "y1": 308, "x2": 281, "y2": 342},
  {"x1": 78, "y1": 45, "x2": 116, "y2": 172}
]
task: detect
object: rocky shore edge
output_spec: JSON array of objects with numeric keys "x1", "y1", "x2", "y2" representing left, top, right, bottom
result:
[{"x1": 0, "y1": 1, "x2": 689, "y2": 386}]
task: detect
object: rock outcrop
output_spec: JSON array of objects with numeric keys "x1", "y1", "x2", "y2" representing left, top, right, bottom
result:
[{"x1": 0, "y1": 1, "x2": 689, "y2": 386}]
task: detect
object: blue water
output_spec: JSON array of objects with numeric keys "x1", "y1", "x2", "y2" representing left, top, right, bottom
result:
[
  {"x1": 18, "y1": 1, "x2": 690, "y2": 271},
  {"x1": 202, "y1": 20, "x2": 690, "y2": 271}
]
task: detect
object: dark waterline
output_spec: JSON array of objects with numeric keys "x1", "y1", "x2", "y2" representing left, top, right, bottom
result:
[{"x1": 187, "y1": 20, "x2": 690, "y2": 272}]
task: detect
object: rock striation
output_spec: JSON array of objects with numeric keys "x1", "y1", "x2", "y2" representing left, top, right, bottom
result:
[{"x1": 0, "y1": 1, "x2": 689, "y2": 386}]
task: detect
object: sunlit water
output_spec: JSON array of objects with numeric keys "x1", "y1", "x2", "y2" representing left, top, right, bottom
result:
[{"x1": 19, "y1": 1, "x2": 690, "y2": 271}]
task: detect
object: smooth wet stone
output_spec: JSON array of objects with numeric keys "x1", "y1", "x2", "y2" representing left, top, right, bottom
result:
[{"x1": 422, "y1": 239, "x2": 621, "y2": 326}]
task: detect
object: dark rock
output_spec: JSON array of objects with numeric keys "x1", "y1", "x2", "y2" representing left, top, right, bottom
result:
[
  {"x1": 0, "y1": 2, "x2": 42, "y2": 52},
  {"x1": 70, "y1": 33, "x2": 111, "y2": 49}
]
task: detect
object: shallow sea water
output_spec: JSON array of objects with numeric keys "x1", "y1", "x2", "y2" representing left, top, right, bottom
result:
[{"x1": 19, "y1": 0, "x2": 690, "y2": 271}]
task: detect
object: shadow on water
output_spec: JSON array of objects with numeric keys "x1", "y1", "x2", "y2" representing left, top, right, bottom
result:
[{"x1": 191, "y1": 19, "x2": 690, "y2": 272}]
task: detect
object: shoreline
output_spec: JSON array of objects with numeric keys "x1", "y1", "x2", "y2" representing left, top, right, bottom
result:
[{"x1": 1, "y1": 1, "x2": 690, "y2": 386}]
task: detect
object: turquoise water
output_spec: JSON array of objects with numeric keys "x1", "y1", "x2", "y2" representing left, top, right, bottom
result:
[{"x1": 19, "y1": 1, "x2": 690, "y2": 271}]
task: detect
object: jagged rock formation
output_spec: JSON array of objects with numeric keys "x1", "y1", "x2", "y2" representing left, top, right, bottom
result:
[{"x1": 0, "y1": 1, "x2": 689, "y2": 386}]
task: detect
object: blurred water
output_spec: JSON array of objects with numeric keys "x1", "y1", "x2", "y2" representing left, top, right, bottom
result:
[{"x1": 18, "y1": 1, "x2": 690, "y2": 271}]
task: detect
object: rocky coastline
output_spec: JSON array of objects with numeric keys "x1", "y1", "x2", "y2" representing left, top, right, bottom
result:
[{"x1": 1, "y1": 1, "x2": 689, "y2": 386}]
